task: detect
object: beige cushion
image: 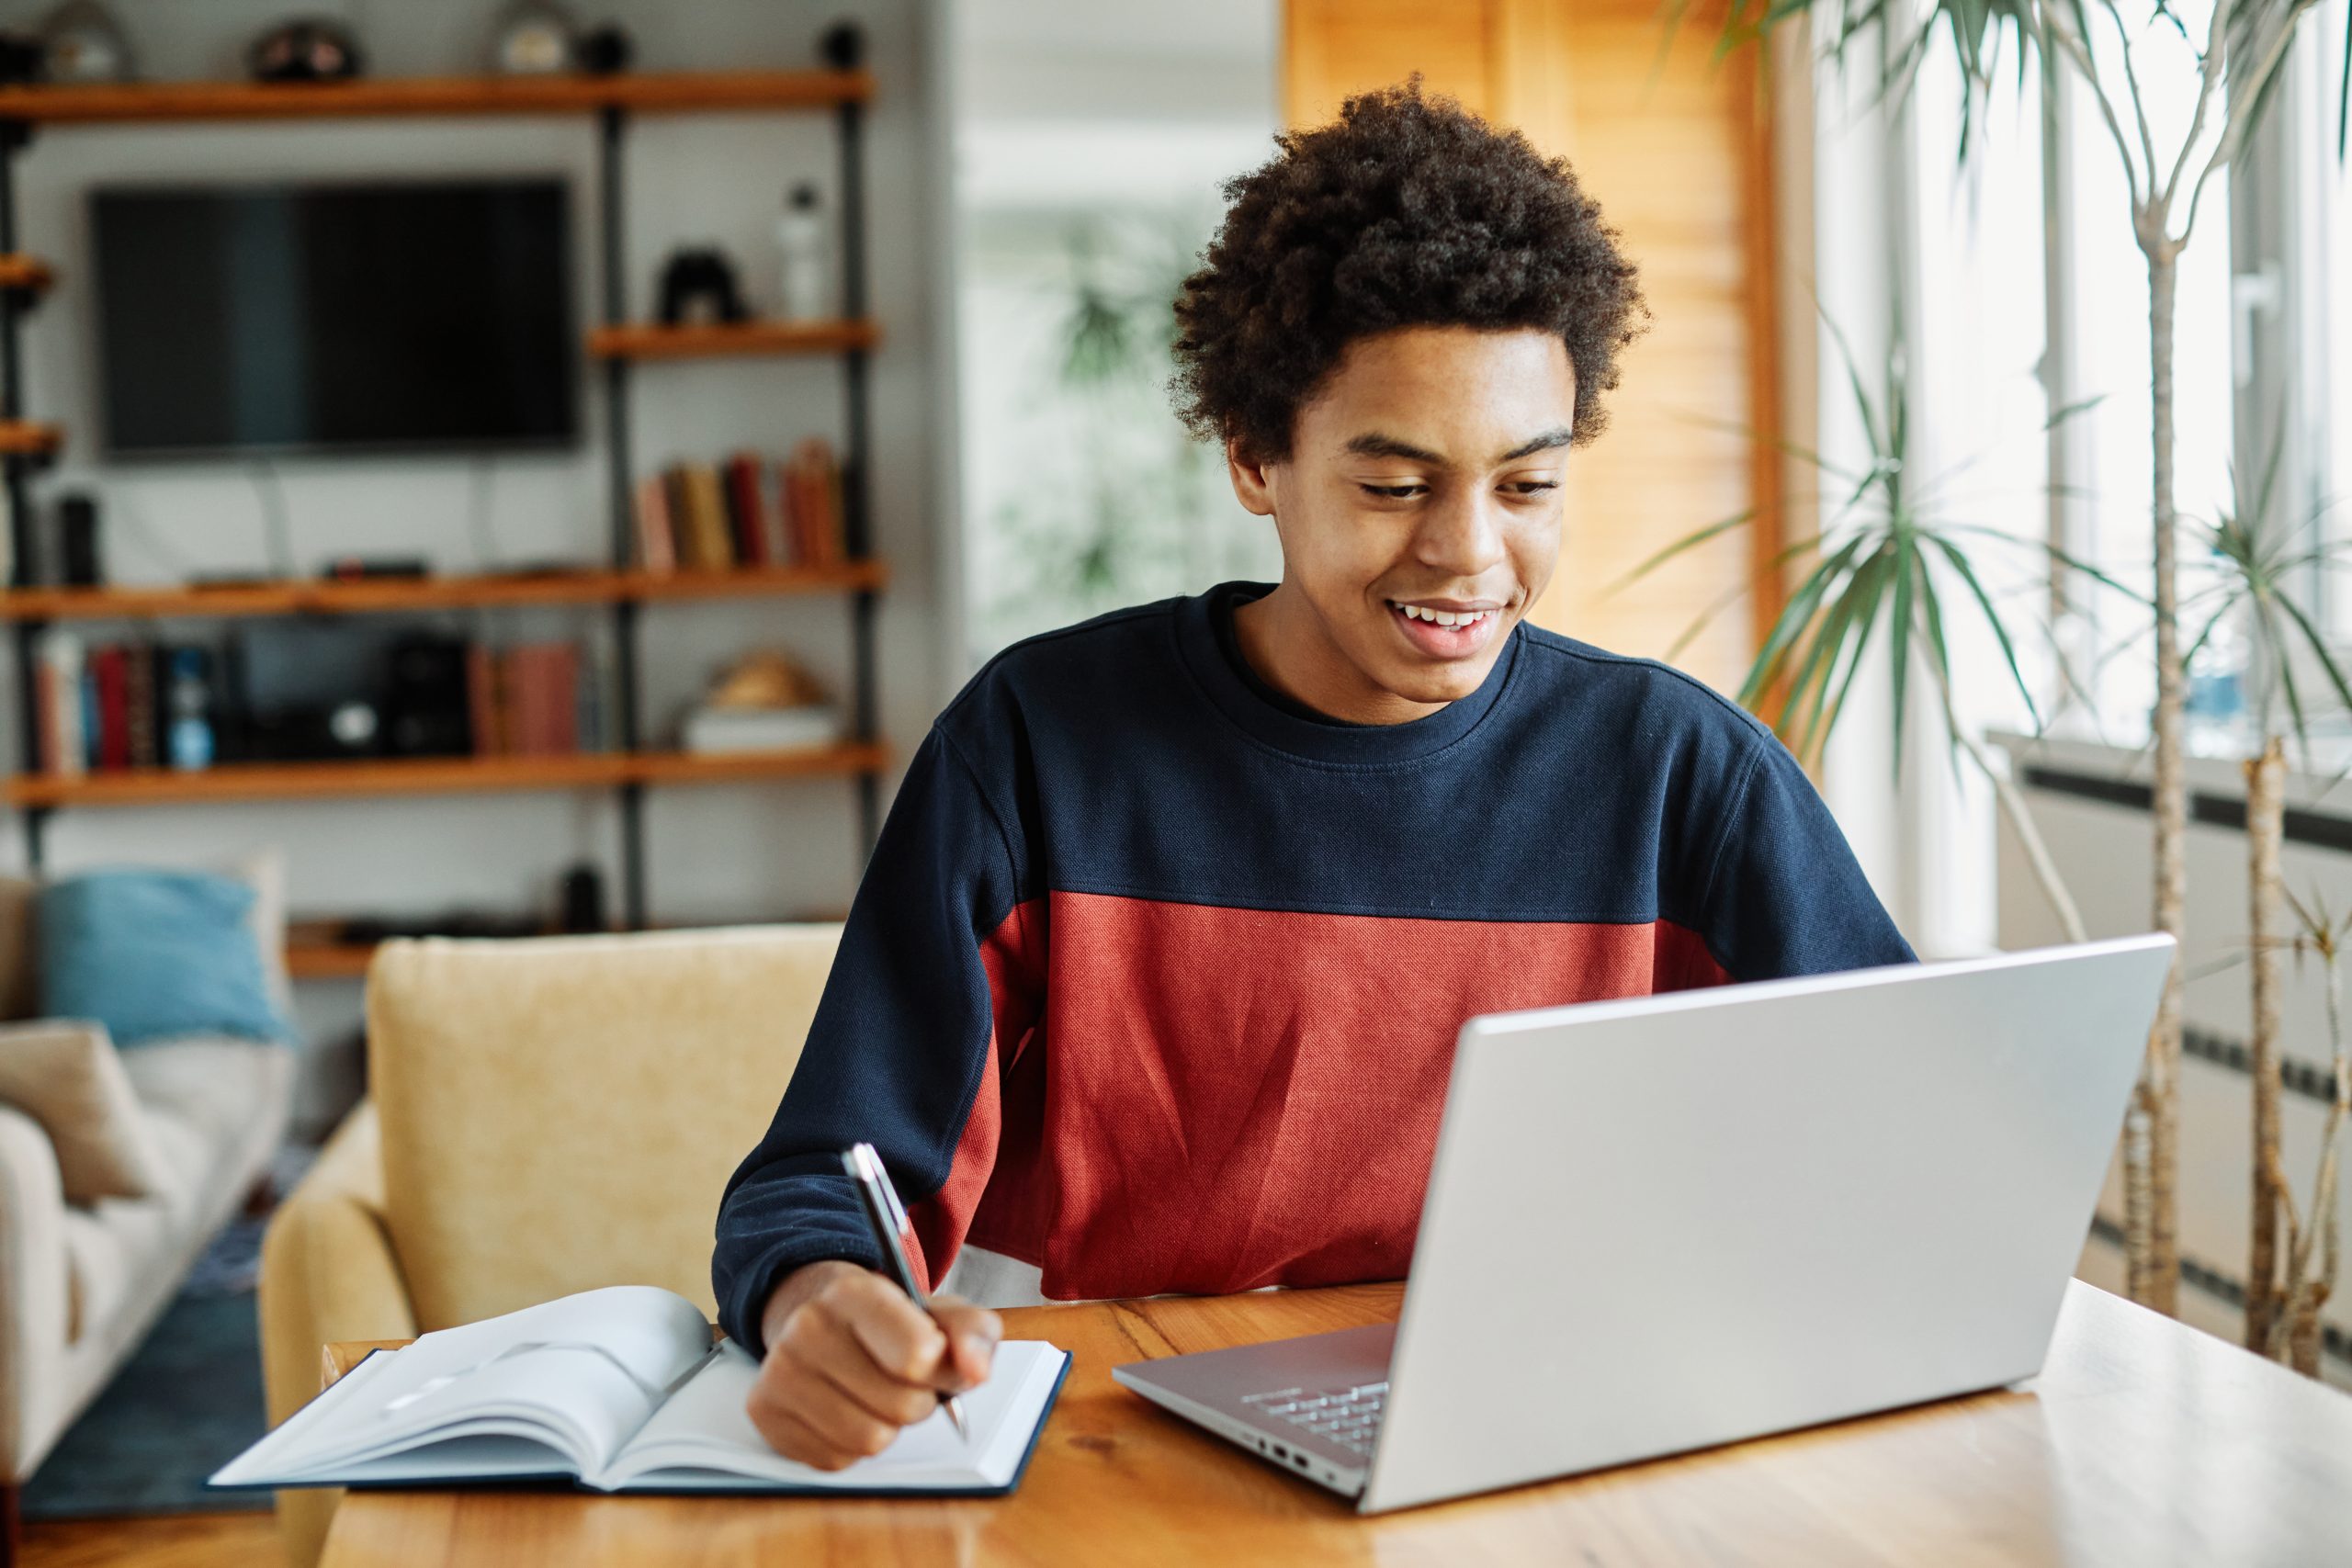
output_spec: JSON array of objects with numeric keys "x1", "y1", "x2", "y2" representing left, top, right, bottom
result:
[
  {"x1": 0, "y1": 1020, "x2": 167, "y2": 1203},
  {"x1": 120, "y1": 1033, "x2": 294, "y2": 1156},
  {"x1": 231, "y1": 847, "x2": 296, "y2": 1027},
  {"x1": 369, "y1": 924, "x2": 837, "y2": 1330}
]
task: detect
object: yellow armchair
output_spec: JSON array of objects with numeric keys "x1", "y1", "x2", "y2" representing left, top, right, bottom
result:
[{"x1": 256, "y1": 924, "x2": 839, "y2": 1568}]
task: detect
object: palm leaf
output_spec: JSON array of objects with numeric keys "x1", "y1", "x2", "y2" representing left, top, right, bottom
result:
[
  {"x1": 1609, "y1": 507, "x2": 1758, "y2": 593},
  {"x1": 1740, "y1": 533, "x2": 1868, "y2": 708},
  {"x1": 1888, "y1": 538, "x2": 1918, "y2": 776},
  {"x1": 1929, "y1": 534, "x2": 2043, "y2": 729}
]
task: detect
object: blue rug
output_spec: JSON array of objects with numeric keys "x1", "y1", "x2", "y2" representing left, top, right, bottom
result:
[{"x1": 19, "y1": 1285, "x2": 272, "y2": 1517}]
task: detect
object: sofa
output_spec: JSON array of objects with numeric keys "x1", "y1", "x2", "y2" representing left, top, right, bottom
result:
[
  {"x1": 257, "y1": 922, "x2": 840, "y2": 1568},
  {"x1": 0, "y1": 873, "x2": 296, "y2": 1559}
]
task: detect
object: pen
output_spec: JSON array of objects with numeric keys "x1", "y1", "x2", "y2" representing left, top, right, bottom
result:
[{"x1": 841, "y1": 1142, "x2": 970, "y2": 1442}]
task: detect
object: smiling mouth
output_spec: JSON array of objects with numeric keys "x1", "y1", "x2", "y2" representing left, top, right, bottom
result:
[
  {"x1": 1388, "y1": 602, "x2": 1501, "y2": 630},
  {"x1": 1384, "y1": 598, "x2": 1508, "y2": 658}
]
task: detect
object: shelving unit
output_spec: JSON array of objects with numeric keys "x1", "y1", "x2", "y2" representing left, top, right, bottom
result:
[
  {"x1": 0, "y1": 62, "x2": 887, "y2": 936},
  {"x1": 586, "y1": 318, "x2": 880, "y2": 360},
  {"x1": 0, "y1": 559, "x2": 888, "y2": 621},
  {"x1": 4, "y1": 741, "x2": 888, "y2": 808}
]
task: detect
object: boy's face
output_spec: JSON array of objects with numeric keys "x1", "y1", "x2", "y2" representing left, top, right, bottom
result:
[{"x1": 1227, "y1": 325, "x2": 1575, "y2": 720}]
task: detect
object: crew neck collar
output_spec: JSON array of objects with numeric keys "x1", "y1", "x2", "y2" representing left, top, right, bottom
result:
[{"x1": 1177, "y1": 581, "x2": 1522, "y2": 766}]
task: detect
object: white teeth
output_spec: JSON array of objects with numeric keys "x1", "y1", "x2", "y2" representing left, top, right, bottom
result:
[{"x1": 1396, "y1": 603, "x2": 1492, "y2": 627}]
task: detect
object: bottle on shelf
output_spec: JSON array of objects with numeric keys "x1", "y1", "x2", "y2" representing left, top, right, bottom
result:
[
  {"x1": 165, "y1": 647, "x2": 216, "y2": 771},
  {"x1": 775, "y1": 181, "x2": 831, "y2": 321}
]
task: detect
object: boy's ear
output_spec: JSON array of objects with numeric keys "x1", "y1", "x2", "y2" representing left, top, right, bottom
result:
[{"x1": 1226, "y1": 437, "x2": 1279, "y2": 517}]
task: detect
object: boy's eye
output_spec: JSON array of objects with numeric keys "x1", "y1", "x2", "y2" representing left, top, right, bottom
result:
[
  {"x1": 1506, "y1": 480, "x2": 1560, "y2": 495},
  {"x1": 1359, "y1": 482, "x2": 1427, "y2": 499}
]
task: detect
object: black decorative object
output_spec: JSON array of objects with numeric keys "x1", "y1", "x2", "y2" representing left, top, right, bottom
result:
[
  {"x1": 247, "y1": 18, "x2": 363, "y2": 84},
  {"x1": 0, "y1": 32, "x2": 46, "y2": 85},
  {"x1": 656, "y1": 247, "x2": 747, "y2": 326},
  {"x1": 560, "y1": 863, "x2": 605, "y2": 933},
  {"x1": 38, "y1": 1, "x2": 134, "y2": 83},
  {"x1": 576, "y1": 23, "x2": 632, "y2": 75},
  {"x1": 818, "y1": 19, "x2": 864, "y2": 71},
  {"x1": 56, "y1": 491, "x2": 100, "y2": 586},
  {"x1": 381, "y1": 632, "x2": 473, "y2": 758}
]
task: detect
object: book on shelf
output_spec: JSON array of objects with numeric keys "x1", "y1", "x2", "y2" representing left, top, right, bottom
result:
[
  {"x1": 90, "y1": 644, "x2": 130, "y2": 772},
  {"x1": 123, "y1": 649, "x2": 159, "y2": 770},
  {"x1": 35, "y1": 631, "x2": 82, "y2": 778},
  {"x1": 680, "y1": 462, "x2": 734, "y2": 570},
  {"x1": 633, "y1": 474, "x2": 676, "y2": 575},
  {"x1": 723, "y1": 451, "x2": 771, "y2": 566},
  {"x1": 468, "y1": 640, "x2": 591, "y2": 759},
  {"x1": 783, "y1": 437, "x2": 844, "y2": 567},
  {"x1": 208, "y1": 1285, "x2": 1070, "y2": 1498},
  {"x1": 630, "y1": 442, "x2": 852, "y2": 572}
]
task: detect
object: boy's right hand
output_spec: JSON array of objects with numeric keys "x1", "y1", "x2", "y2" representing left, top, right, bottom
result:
[{"x1": 745, "y1": 1258, "x2": 1002, "y2": 1469}]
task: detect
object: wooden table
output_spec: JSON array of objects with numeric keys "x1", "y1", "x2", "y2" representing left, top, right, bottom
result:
[{"x1": 318, "y1": 1279, "x2": 2352, "y2": 1566}]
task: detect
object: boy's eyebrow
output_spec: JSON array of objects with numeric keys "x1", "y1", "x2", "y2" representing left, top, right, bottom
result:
[{"x1": 1341, "y1": 427, "x2": 1576, "y2": 465}]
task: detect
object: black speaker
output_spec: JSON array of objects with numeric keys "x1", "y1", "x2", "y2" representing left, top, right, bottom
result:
[
  {"x1": 58, "y1": 492, "x2": 101, "y2": 586},
  {"x1": 383, "y1": 632, "x2": 473, "y2": 757},
  {"x1": 560, "y1": 863, "x2": 605, "y2": 933}
]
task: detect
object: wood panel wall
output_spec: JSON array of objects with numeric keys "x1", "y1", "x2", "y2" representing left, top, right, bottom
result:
[{"x1": 1283, "y1": 0, "x2": 1781, "y2": 694}]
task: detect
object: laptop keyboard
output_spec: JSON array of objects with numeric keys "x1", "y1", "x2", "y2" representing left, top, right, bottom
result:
[{"x1": 1240, "y1": 1381, "x2": 1389, "y2": 1456}]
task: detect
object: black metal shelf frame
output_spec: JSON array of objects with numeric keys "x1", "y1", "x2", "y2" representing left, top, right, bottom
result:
[{"x1": 0, "y1": 80, "x2": 883, "y2": 927}]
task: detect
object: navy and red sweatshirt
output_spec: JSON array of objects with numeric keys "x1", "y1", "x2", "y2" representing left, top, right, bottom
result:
[{"x1": 713, "y1": 581, "x2": 1913, "y2": 1348}]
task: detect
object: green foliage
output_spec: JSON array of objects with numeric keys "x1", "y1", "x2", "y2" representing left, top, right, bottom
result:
[
  {"x1": 972, "y1": 211, "x2": 1278, "y2": 657},
  {"x1": 1621, "y1": 308, "x2": 2125, "y2": 774},
  {"x1": 2183, "y1": 443, "x2": 2352, "y2": 757},
  {"x1": 1711, "y1": 0, "x2": 2349, "y2": 171}
]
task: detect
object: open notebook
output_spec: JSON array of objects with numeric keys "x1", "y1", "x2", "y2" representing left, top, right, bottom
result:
[{"x1": 210, "y1": 1284, "x2": 1070, "y2": 1497}]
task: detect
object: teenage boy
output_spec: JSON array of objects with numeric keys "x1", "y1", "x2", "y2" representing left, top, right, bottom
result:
[{"x1": 715, "y1": 82, "x2": 1912, "y2": 1468}]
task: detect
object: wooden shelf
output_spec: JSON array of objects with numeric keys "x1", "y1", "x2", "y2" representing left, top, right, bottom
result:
[
  {"x1": 587, "y1": 318, "x2": 880, "y2": 360},
  {"x1": 0, "y1": 255, "x2": 53, "y2": 294},
  {"x1": 0, "y1": 421, "x2": 60, "y2": 457},
  {"x1": 5, "y1": 742, "x2": 887, "y2": 809},
  {"x1": 285, "y1": 935, "x2": 379, "y2": 981},
  {"x1": 0, "y1": 560, "x2": 887, "y2": 621},
  {"x1": 0, "y1": 69, "x2": 873, "y2": 126},
  {"x1": 634, "y1": 741, "x2": 888, "y2": 785},
  {"x1": 628, "y1": 560, "x2": 887, "y2": 603}
]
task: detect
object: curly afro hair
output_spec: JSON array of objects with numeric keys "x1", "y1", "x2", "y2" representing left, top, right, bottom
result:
[{"x1": 1170, "y1": 78, "x2": 1647, "y2": 462}]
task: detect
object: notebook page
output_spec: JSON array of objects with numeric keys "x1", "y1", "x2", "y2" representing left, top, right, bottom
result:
[
  {"x1": 210, "y1": 1352, "x2": 401, "y2": 1486},
  {"x1": 595, "y1": 1339, "x2": 1067, "y2": 1492},
  {"x1": 213, "y1": 1285, "x2": 713, "y2": 1484}
]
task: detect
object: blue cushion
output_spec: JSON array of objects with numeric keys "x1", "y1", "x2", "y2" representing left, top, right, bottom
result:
[{"x1": 36, "y1": 869, "x2": 294, "y2": 1047}]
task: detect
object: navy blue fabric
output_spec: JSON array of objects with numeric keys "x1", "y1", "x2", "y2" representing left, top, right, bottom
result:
[{"x1": 712, "y1": 582, "x2": 1913, "y2": 1350}]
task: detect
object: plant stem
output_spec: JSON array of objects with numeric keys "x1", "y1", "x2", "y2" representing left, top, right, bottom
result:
[
  {"x1": 2280, "y1": 925, "x2": 2348, "y2": 1376},
  {"x1": 2135, "y1": 232, "x2": 2185, "y2": 1316},
  {"x1": 2245, "y1": 737, "x2": 2286, "y2": 1353}
]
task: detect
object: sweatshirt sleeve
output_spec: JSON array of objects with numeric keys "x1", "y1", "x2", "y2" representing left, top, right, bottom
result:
[
  {"x1": 1696, "y1": 731, "x2": 1916, "y2": 981},
  {"x1": 711, "y1": 725, "x2": 1041, "y2": 1355}
]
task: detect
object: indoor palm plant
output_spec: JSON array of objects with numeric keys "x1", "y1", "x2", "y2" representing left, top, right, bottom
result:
[
  {"x1": 1718, "y1": 0, "x2": 2349, "y2": 1314},
  {"x1": 1624, "y1": 309, "x2": 2114, "y2": 944},
  {"x1": 2184, "y1": 468, "x2": 2352, "y2": 1363}
]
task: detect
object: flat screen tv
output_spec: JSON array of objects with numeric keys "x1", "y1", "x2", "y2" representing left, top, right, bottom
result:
[{"x1": 92, "y1": 179, "x2": 577, "y2": 458}]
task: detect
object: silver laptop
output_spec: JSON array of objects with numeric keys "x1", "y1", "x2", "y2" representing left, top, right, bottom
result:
[{"x1": 1111, "y1": 934, "x2": 2174, "y2": 1513}]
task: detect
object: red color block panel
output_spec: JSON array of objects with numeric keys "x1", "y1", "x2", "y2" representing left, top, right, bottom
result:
[{"x1": 960, "y1": 891, "x2": 1725, "y2": 1299}]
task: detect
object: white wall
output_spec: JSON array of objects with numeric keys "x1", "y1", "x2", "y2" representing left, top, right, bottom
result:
[
  {"x1": 0, "y1": 0, "x2": 955, "y2": 1134},
  {"x1": 1998, "y1": 752, "x2": 2352, "y2": 1370}
]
